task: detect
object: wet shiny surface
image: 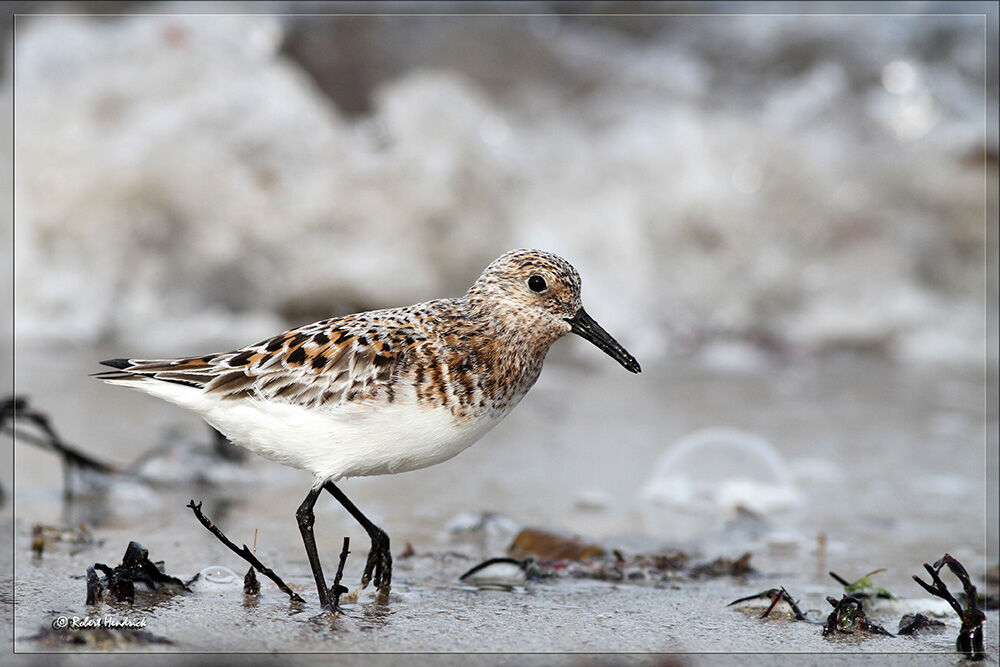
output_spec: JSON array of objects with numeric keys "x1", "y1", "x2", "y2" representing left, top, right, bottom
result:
[{"x1": 5, "y1": 346, "x2": 998, "y2": 654}]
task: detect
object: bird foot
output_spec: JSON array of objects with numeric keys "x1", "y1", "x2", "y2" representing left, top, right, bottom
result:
[{"x1": 360, "y1": 529, "x2": 392, "y2": 597}]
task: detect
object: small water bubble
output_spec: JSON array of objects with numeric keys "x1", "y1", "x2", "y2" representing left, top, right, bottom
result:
[
  {"x1": 640, "y1": 429, "x2": 800, "y2": 540},
  {"x1": 198, "y1": 565, "x2": 240, "y2": 585}
]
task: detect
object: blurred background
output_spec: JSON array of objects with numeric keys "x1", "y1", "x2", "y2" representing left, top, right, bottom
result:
[
  {"x1": 5, "y1": 3, "x2": 996, "y2": 364},
  {"x1": 3, "y1": 3, "x2": 999, "y2": 650}
]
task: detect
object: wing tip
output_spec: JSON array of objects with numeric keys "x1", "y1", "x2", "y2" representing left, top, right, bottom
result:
[{"x1": 100, "y1": 358, "x2": 133, "y2": 369}]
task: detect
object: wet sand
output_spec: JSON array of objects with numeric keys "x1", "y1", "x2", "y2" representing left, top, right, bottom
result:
[{"x1": 5, "y1": 345, "x2": 998, "y2": 657}]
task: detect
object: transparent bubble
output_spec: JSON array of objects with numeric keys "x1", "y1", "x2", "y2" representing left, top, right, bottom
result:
[
  {"x1": 640, "y1": 428, "x2": 801, "y2": 540},
  {"x1": 197, "y1": 565, "x2": 240, "y2": 585}
]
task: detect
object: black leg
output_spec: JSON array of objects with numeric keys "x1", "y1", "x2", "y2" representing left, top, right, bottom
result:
[
  {"x1": 296, "y1": 486, "x2": 332, "y2": 610},
  {"x1": 323, "y1": 481, "x2": 392, "y2": 595}
]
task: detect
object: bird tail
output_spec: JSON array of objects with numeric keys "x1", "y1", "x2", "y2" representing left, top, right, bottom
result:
[{"x1": 92, "y1": 357, "x2": 214, "y2": 389}]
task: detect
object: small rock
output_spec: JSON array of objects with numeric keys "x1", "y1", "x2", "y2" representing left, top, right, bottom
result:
[
  {"x1": 897, "y1": 613, "x2": 945, "y2": 635},
  {"x1": 508, "y1": 528, "x2": 605, "y2": 562}
]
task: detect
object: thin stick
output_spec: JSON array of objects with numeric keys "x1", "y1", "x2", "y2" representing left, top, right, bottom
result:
[
  {"x1": 187, "y1": 500, "x2": 304, "y2": 603},
  {"x1": 331, "y1": 537, "x2": 350, "y2": 611},
  {"x1": 760, "y1": 589, "x2": 783, "y2": 618},
  {"x1": 779, "y1": 587, "x2": 814, "y2": 623},
  {"x1": 828, "y1": 571, "x2": 851, "y2": 587},
  {"x1": 729, "y1": 587, "x2": 818, "y2": 624}
]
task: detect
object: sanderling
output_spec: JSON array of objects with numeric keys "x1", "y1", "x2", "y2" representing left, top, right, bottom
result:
[{"x1": 96, "y1": 249, "x2": 640, "y2": 608}]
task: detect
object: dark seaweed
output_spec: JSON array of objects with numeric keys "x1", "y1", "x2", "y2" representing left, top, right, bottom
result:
[
  {"x1": 912, "y1": 553, "x2": 986, "y2": 660},
  {"x1": 85, "y1": 541, "x2": 189, "y2": 605},
  {"x1": 821, "y1": 594, "x2": 892, "y2": 637}
]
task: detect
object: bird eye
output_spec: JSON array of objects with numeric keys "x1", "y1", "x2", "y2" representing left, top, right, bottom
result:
[{"x1": 528, "y1": 275, "x2": 547, "y2": 293}]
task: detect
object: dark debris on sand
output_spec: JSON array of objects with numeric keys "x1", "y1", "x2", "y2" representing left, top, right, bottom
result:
[
  {"x1": 86, "y1": 541, "x2": 190, "y2": 605},
  {"x1": 724, "y1": 553, "x2": 989, "y2": 658},
  {"x1": 913, "y1": 553, "x2": 987, "y2": 660},
  {"x1": 27, "y1": 625, "x2": 172, "y2": 648},
  {"x1": 821, "y1": 594, "x2": 893, "y2": 637},
  {"x1": 728, "y1": 586, "x2": 820, "y2": 623},
  {"x1": 689, "y1": 552, "x2": 756, "y2": 579},
  {"x1": 459, "y1": 528, "x2": 758, "y2": 585},
  {"x1": 243, "y1": 566, "x2": 260, "y2": 597},
  {"x1": 897, "y1": 613, "x2": 946, "y2": 636},
  {"x1": 31, "y1": 523, "x2": 104, "y2": 558}
]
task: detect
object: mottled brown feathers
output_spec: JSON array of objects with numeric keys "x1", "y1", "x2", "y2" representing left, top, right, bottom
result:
[{"x1": 98, "y1": 249, "x2": 594, "y2": 420}]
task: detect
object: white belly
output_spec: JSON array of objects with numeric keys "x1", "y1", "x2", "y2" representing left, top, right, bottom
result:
[{"x1": 110, "y1": 378, "x2": 506, "y2": 484}]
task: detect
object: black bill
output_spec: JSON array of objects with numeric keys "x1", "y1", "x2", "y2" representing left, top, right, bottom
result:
[{"x1": 567, "y1": 308, "x2": 641, "y2": 373}]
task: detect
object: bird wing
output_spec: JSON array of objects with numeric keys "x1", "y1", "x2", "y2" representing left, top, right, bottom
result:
[{"x1": 94, "y1": 309, "x2": 429, "y2": 409}]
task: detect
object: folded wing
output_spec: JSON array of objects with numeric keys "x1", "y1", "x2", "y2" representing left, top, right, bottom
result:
[{"x1": 94, "y1": 314, "x2": 417, "y2": 409}]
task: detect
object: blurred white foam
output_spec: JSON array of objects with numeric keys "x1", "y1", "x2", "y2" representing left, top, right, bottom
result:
[{"x1": 8, "y1": 12, "x2": 991, "y2": 371}]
